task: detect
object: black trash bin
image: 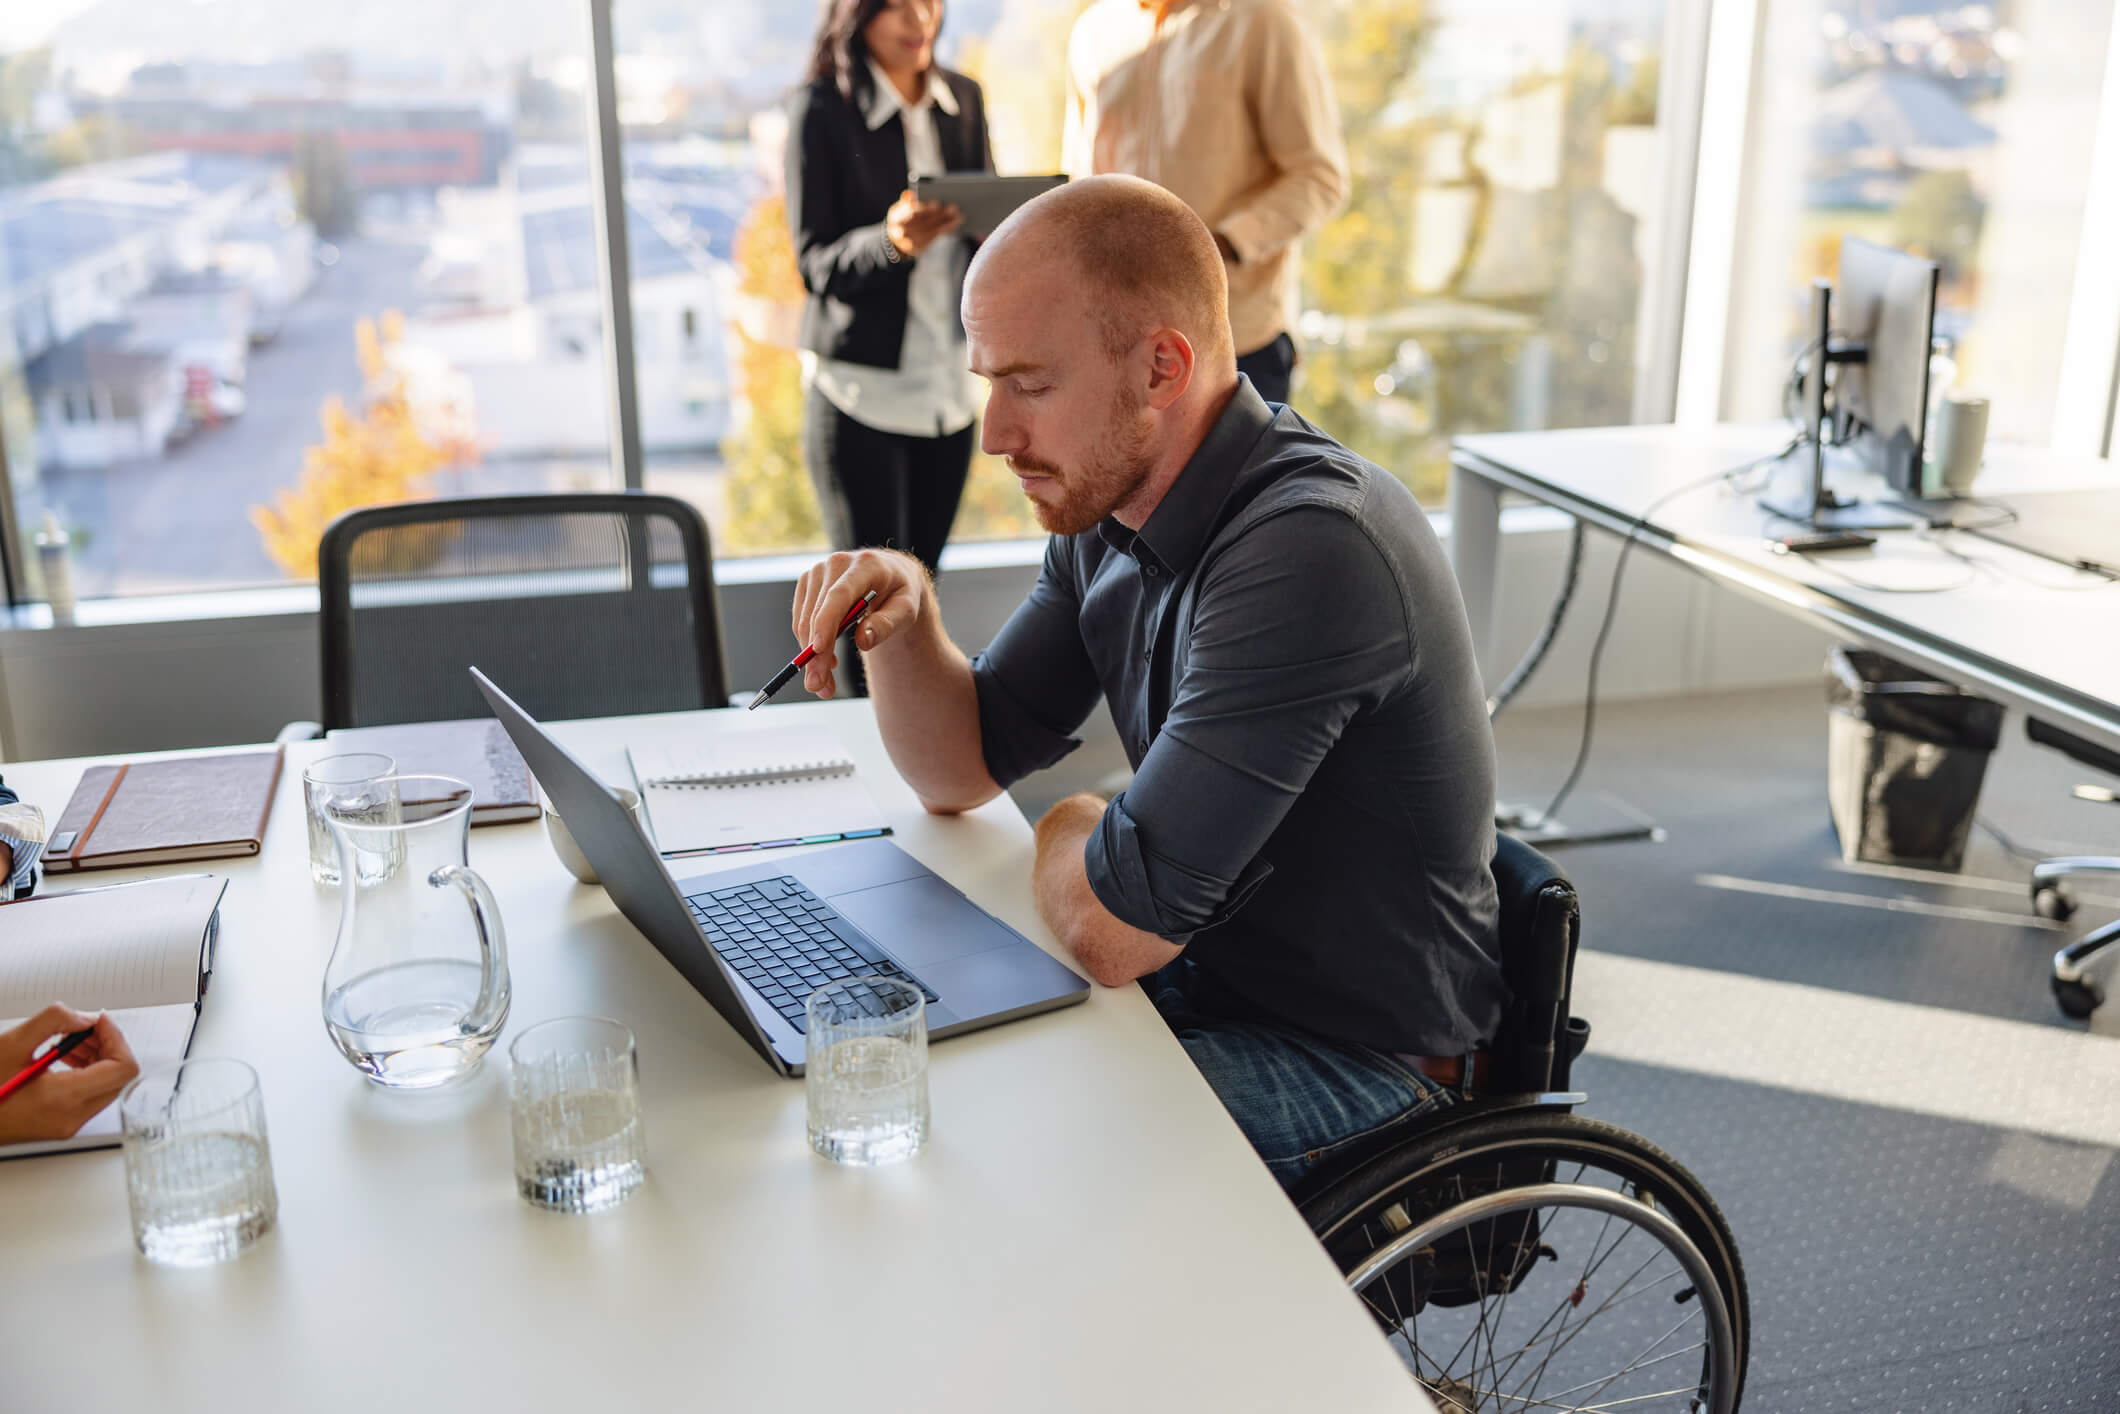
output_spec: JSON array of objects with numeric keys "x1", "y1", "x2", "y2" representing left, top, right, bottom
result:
[{"x1": 1824, "y1": 647, "x2": 2004, "y2": 871}]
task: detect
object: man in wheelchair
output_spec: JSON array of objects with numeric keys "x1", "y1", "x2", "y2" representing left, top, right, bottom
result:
[
  {"x1": 792, "y1": 176, "x2": 1749, "y2": 1409},
  {"x1": 784, "y1": 174, "x2": 1508, "y2": 1190}
]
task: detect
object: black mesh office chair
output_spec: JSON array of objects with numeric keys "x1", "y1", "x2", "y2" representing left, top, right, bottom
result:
[
  {"x1": 2025, "y1": 718, "x2": 2120, "y2": 1018},
  {"x1": 315, "y1": 493, "x2": 727, "y2": 731},
  {"x1": 1290, "y1": 835, "x2": 1751, "y2": 1412}
]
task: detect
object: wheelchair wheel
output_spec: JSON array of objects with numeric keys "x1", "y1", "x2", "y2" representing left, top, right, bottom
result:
[{"x1": 1300, "y1": 1111, "x2": 1749, "y2": 1413}]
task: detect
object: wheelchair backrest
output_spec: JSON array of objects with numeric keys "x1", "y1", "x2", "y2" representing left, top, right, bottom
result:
[{"x1": 1488, "y1": 833, "x2": 1583, "y2": 1093}]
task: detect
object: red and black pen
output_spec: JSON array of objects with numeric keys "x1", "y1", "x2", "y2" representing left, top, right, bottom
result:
[
  {"x1": 0, "y1": 1026, "x2": 95, "y2": 1107},
  {"x1": 749, "y1": 589, "x2": 879, "y2": 710}
]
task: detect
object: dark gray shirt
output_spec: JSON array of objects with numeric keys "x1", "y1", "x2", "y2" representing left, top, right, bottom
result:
[{"x1": 970, "y1": 379, "x2": 1505, "y2": 1055}]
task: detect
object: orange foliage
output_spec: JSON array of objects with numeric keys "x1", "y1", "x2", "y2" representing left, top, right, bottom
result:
[{"x1": 250, "y1": 314, "x2": 474, "y2": 580}]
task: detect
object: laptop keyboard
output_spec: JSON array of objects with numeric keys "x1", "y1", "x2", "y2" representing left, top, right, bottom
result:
[{"x1": 684, "y1": 875, "x2": 938, "y2": 1033}]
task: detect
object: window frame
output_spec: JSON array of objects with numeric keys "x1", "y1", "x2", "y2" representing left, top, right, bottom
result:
[{"x1": 2, "y1": 0, "x2": 2109, "y2": 614}]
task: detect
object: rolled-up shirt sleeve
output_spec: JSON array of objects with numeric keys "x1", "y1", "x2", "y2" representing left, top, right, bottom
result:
[
  {"x1": 0, "y1": 792, "x2": 47, "y2": 903},
  {"x1": 969, "y1": 538, "x2": 1106, "y2": 790},
  {"x1": 1084, "y1": 507, "x2": 1410, "y2": 941}
]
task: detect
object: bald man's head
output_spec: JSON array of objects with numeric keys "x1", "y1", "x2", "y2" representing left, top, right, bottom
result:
[
  {"x1": 965, "y1": 175, "x2": 1244, "y2": 536},
  {"x1": 972, "y1": 174, "x2": 1234, "y2": 367}
]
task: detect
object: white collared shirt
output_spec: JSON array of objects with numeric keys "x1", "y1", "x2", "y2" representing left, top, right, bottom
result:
[{"x1": 803, "y1": 59, "x2": 982, "y2": 440}]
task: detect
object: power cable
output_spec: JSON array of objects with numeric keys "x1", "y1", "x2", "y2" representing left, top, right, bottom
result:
[{"x1": 1527, "y1": 439, "x2": 1800, "y2": 830}]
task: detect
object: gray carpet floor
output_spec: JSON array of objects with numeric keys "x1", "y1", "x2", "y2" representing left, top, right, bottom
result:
[{"x1": 1007, "y1": 681, "x2": 2120, "y2": 1412}]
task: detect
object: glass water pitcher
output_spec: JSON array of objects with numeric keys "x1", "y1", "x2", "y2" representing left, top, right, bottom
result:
[{"x1": 322, "y1": 774, "x2": 511, "y2": 1088}]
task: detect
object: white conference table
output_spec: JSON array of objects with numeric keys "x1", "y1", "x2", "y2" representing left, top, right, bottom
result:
[{"x1": 0, "y1": 700, "x2": 1427, "y2": 1412}]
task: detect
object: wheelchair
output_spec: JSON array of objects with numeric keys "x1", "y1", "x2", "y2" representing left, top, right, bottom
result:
[{"x1": 1288, "y1": 834, "x2": 1751, "y2": 1413}]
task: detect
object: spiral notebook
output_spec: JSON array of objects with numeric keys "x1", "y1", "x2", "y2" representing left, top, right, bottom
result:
[{"x1": 625, "y1": 729, "x2": 890, "y2": 858}]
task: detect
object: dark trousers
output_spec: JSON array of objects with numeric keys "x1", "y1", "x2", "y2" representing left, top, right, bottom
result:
[
  {"x1": 1237, "y1": 331, "x2": 1296, "y2": 407},
  {"x1": 802, "y1": 388, "x2": 974, "y2": 692}
]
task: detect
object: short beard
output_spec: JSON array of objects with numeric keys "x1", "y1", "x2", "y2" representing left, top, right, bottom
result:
[{"x1": 1022, "y1": 382, "x2": 1157, "y2": 537}]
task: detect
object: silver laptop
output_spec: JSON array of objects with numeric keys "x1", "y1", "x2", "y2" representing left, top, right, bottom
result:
[{"x1": 472, "y1": 668, "x2": 1088, "y2": 1075}]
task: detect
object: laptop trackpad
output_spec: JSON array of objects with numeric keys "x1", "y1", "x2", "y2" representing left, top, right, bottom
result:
[{"x1": 830, "y1": 877, "x2": 1019, "y2": 968}]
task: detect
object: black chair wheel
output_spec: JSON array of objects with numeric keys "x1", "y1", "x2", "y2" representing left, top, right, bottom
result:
[
  {"x1": 2053, "y1": 974, "x2": 2103, "y2": 1019},
  {"x1": 2032, "y1": 884, "x2": 2077, "y2": 922}
]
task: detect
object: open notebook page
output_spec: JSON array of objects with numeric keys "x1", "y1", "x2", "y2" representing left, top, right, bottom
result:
[
  {"x1": 0, "y1": 876, "x2": 227, "y2": 1159},
  {"x1": 0, "y1": 875, "x2": 225, "y2": 1019}
]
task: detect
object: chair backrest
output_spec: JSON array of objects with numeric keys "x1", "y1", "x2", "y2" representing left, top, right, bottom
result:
[
  {"x1": 318, "y1": 493, "x2": 727, "y2": 731},
  {"x1": 1487, "y1": 832, "x2": 1584, "y2": 1094}
]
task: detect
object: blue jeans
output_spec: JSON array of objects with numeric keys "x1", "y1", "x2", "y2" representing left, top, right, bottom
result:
[{"x1": 1145, "y1": 960, "x2": 1458, "y2": 1191}]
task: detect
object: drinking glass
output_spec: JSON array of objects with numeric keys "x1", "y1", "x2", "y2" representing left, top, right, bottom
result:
[
  {"x1": 120, "y1": 1058, "x2": 278, "y2": 1266},
  {"x1": 303, "y1": 752, "x2": 397, "y2": 885},
  {"x1": 509, "y1": 1016, "x2": 647, "y2": 1213},
  {"x1": 805, "y1": 976, "x2": 929, "y2": 1166}
]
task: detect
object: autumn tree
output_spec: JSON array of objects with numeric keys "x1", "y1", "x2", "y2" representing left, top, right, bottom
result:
[
  {"x1": 718, "y1": 192, "x2": 825, "y2": 555},
  {"x1": 251, "y1": 312, "x2": 472, "y2": 579},
  {"x1": 1300, "y1": 7, "x2": 1652, "y2": 505}
]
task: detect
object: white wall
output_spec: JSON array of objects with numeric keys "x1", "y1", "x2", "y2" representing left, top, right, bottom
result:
[{"x1": 0, "y1": 520, "x2": 1832, "y2": 765}]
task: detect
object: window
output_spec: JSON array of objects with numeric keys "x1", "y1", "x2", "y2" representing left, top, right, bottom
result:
[
  {"x1": 1300, "y1": 0, "x2": 1673, "y2": 509},
  {"x1": 1722, "y1": 0, "x2": 2117, "y2": 448},
  {"x1": 0, "y1": 10, "x2": 613, "y2": 601},
  {"x1": 619, "y1": 2, "x2": 1057, "y2": 560}
]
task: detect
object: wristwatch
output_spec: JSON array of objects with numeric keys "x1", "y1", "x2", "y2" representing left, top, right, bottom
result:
[{"x1": 882, "y1": 228, "x2": 905, "y2": 265}]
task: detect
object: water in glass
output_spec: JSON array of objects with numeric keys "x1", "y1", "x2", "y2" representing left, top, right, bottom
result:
[
  {"x1": 325, "y1": 958, "x2": 497, "y2": 1088},
  {"x1": 127, "y1": 1132, "x2": 277, "y2": 1265},
  {"x1": 805, "y1": 977, "x2": 929, "y2": 1167},
  {"x1": 302, "y1": 753, "x2": 396, "y2": 886},
  {"x1": 509, "y1": 1017, "x2": 646, "y2": 1213},
  {"x1": 120, "y1": 1058, "x2": 278, "y2": 1267}
]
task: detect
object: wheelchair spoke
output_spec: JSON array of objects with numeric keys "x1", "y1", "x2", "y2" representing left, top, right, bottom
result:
[
  {"x1": 1491, "y1": 1206, "x2": 1645, "y2": 1397},
  {"x1": 1323, "y1": 1118, "x2": 1745, "y2": 1414},
  {"x1": 1505, "y1": 1240, "x2": 1671, "y2": 1399},
  {"x1": 1373, "y1": 1205, "x2": 1712, "y2": 1414},
  {"x1": 1414, "y1": 1266, "x2": 1698, "y2": 1410},
  {"x1": 1517, "y1": 1336, "x2": 1712, "y2": 1412},
  {"x1": 1444, "y1": 1376, "x2": 1711, "y2": 1413}
]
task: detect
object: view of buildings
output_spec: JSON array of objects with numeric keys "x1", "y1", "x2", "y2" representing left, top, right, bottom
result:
[
  {"x1": 1732, "y1": 0, "x2": 2112, "y2": 444},
  {"x1": 0, "y1": 0, "x2": 2105, "y2": 598}
]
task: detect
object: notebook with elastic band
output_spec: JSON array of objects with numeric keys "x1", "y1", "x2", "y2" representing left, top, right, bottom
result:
[{"x1": 45, "y1": 748, "x2": 284, "y2": 873}]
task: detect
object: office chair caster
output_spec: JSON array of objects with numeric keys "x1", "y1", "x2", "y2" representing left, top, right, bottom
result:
[
  {"x1": 2032, "y1": 882, "x2": 2077, "y2": 923},
  {"x1": 2051, "y1": 973, "x2": 2102, "y2": 1020}
]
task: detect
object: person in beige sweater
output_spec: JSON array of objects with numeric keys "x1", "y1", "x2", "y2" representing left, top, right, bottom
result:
[{"x1": 1063, "y1": 0, "x2": 1348, "y2": 406}]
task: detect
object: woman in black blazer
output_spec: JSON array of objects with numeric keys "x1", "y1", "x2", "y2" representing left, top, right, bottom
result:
[{"x1": 787, "y1": 0, "x2": 992, "y2": 647}]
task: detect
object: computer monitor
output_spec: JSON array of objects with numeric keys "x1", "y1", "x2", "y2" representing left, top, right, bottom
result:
[
  {"x1": 1760, "y1": 239, "x2": 1940, "y2": 528},
  {"x1": 1832, "y1": 235, "x2": 1940, "y2": 496}
]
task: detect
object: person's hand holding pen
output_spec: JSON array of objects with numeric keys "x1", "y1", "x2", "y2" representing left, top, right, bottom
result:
[
  {"x1": 784, "y1": 549, "x2": 932, "y2": 701},
  {"x1": 886, "y1": 188, "x2": 963, "y2": 259},
  {"x1": 0, "y1": 1004, "x2": 137, "y2": 1145}
]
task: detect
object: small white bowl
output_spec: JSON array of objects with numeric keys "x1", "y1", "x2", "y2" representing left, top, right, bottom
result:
[{"x1": 544, "y1": 787, "x2": 643, "y2": 885}]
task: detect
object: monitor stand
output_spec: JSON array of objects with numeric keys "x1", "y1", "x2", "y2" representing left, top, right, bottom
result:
[
  {"x1": 1762, "y1": 485, "x2": 1925, "y2": 531},
  {"x1": 1761, "y1": 280, "x2": 1924, "y2": 532}
]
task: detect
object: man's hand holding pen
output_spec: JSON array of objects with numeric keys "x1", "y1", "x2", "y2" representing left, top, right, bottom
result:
[{"x1": 786, "y1": 550, "x2": 933, "y2": 701}]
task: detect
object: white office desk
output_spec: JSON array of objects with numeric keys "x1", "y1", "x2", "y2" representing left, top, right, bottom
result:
[
  {"x1": 0, "y1": 701, "x2": 1426, "y2": 1412},
  {"x1": 1451, "y1": 423, "x2": 2120, "y2": 754}
]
